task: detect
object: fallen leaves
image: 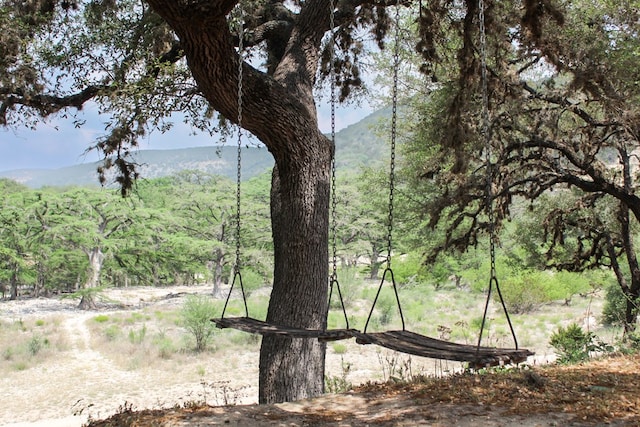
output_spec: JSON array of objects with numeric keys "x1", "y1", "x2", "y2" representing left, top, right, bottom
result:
[{"x1": 89, "y1": 353, "x2": 640, "y2": 426}]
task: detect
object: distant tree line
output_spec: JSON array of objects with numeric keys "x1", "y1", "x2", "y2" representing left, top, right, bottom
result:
[
  {"x1": 1, "y1": 167, "x2": 620, "y2": 320},
  {"x1": 0, "y1": 169, "x2": 408, "y2": 307}
]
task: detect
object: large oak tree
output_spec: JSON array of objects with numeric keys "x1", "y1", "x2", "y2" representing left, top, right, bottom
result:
[{"x1": 1, "y1": 0, "x2": 557, "y2": 403}]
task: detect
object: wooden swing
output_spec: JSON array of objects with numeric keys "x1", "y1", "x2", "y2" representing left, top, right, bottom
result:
[
  {"x1": 351, "y1": 0, "x2": 533, "y2": 368},
  {"x1": 211, "y1": 1, "x2": 356, "y2": 342}
]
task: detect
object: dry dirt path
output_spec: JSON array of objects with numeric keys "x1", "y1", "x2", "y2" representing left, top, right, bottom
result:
[
  {"x1": 1, "y1": 286, "x2": 581, "y2": 427},
  {"x1": 0, "y1": 287, "x2": 263, "y2": 427}
]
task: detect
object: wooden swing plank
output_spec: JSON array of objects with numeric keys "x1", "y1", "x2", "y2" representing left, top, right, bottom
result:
[
  {"x1": 353, "y1": 330, "x2": 533, "y2": 367},
  {"x1": 211, "y1": 317, "x2": 358, "y2": 342}
]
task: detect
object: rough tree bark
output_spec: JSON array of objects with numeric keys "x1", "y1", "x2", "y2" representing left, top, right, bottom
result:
[
  {"x1": 146, "y1": 0, "x2": 333, "y2": 403},
  {"x1": 619, "y1": 148, "x2": 640, "y2": 333},
  {"x1": 79, "y1": 247, "x2": 104, "y2": 310}
]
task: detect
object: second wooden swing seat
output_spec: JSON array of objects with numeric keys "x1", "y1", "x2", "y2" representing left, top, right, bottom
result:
[
  {"x1": 349, "y1": 267, "x2": 533, "y2": 369},
  {"x1": 352, "y1": 331, "x2": 531, "y2": 368}
]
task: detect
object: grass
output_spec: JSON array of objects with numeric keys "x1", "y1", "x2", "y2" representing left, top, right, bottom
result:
[
  {"x1": 0, "y1": 315, "x2": 67, "y2": 373},
  {"x1": 1, "y1": 281, "x2": 631, "y2": 427},
  {"x1": 0, "y1": 280, "x2": 620, "y2": 391}
]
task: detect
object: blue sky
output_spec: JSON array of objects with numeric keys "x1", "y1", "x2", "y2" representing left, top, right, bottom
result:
[{"x1": 0, "y1": 100, "x2": 374, "y2": 172}]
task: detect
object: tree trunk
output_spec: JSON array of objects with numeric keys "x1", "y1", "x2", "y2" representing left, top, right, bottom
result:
[
  {"x1": 210, "y1": 248, "x2": 225, "y2": 298},
  {"x1": 369, "y1": 245, "x2": 382, "y2": 280},
  {"x1": 9, "y1": 267, "x2": 18, "y2": 300},
  {"x1": 620, "y1": 211, "x2": 640, "y2": 333},
  {"x1": 147, "y1": 0, "x2": 333, "y2": 403},
  {"x1": 79, "y1": 247, "x2": 104, "y2": 310},
  {"x1": 258, "y1": 143, "x2": 331, "y2": 403},
  {"x1": 619, "y1": 152, "x2": 640, "y2": 333}
]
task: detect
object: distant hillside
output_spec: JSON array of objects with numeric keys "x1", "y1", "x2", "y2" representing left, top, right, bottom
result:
[{"x1": 0, "y1": 108, "x2": 389, "y2": 188}]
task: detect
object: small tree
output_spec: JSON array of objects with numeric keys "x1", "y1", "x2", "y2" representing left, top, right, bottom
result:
[{"x1": 181, "y1": 295, "x2": 217, "y2": 352}]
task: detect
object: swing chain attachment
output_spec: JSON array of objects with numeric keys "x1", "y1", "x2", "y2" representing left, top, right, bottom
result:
[
  {"x1": 222, "y1": 2, "x2": 249, "y2": 319},
  {"x1": 385, "y1": 2, "x2": 401, "y2": 269},
  {"x1": 362, "y1": 3, "x2": 406, "y2": 334},
  {"x1": 476, "y1": 0, "x2": 518, "y2": 351},
  {"x1": 326, "y1": 0, "x2": 352, "y2": 331}
]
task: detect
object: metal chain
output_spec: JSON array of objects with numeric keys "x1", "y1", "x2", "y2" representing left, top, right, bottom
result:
[
  {"x1": 477, "y1": 0, "x2": 519, "y2": 351},
  {"x1": 330, "y1": 0, "x2": 338, "y2": 281},
  {"x1": 386, "y1": 3, "x2": 401, "y2": 268},
  {"x1": 234, "y1": 3, "x2": 244, "y2": 273},
  {"x1": 478, "y1": 0, "x2": 495, "y2": 280}
]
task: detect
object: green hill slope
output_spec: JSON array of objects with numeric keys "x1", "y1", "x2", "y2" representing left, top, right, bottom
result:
[{"x1": 1, "y1": 108, "x2": 389, "y2": 188}]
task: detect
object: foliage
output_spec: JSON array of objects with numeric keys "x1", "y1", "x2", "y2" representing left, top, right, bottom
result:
[
  {"x1": 549, "y1": 323, "x2": 613, "y2": 364},
  {"x1": 181, "y1": 295, "x2": 217, "y2": 352},
  {"x1": 391, "y1": 252, "x2": 430, "y2": 287},
  {"x1": 602, "y1": 283, "x2": 628, "y2": 327},
  {"x1": 497, "y1": 270, "x2": 594, "y2": 314},
  {"x1": 324, "y1": 357, "x2": 352, "y2": 394},
  {"x1": 377, "y1": 352, "x2": 413, "y2": 383},
  {"x1": 620, "y1": 332, "x2": 640, "y2": 354},
  {"x1": 396, "y1": 0, "x2": 640, "y2": 333}
]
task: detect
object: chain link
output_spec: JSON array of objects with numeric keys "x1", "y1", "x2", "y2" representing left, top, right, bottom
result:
[
  {"x1": 329, "y1": 0, "x2": 338, "y2": 281},
  {"x1": 478, "y1": 0, "x2": 495, "y2": 280},
  {"x1": 386, "y1": 4, "x2": 401, "y2": 267},
  {"x1": 234, "y1": 3, "x2": 244, "y2": 273}
]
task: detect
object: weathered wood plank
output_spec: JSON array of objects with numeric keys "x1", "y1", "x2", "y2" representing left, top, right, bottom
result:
[{"x1": 211, "y1": 317, "x2": 358, "y2": 341}]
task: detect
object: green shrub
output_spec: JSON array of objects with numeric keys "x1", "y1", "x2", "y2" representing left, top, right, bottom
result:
[
  {"x1": 154, "y1": 336, "x2": 176, "y2": 359},
  {"x1": 332, "y1": 343, "x2": 348, "y2": 355},
  {"x1": 376, "y1": 293, "x2": 398, "y2": 326},
  {"x1": 549, "y1": 323, "x2": 613, "y2": 364},
  {"x1": 329, "y1": 267, "x2": 359, "y2": 309},
  {"x1": 325, "y1": 357, "x2": 352, "y2": 394},
  {"x1": 602, "y1": 283, "x2": 627, "y2": 326},
  {"x1": 128, "y1": 324, "x2": 147, "y2": 345},
  {"x1": 104, "y1": 324, "x2": 121, "y2": 341},
  {"x1": 13, "y1": 361, "x2": 28, "y2": 371},
  {"x1": 3, "y1": 347, "x2": 13, "y2": 361},
  {"x1": 28, "y1": 335, "x2": 48, "y2": 356},
  {"x1": 35, "y1": 319, "x2": 45, "y2": 327},
  {"x1": 622, "y1": 332, "x2": 640, "y2": 353},
  {"x1": 181, "y1": 295, "x2": 217, "y2": 352},
  {"x1": 93, "y1": 314, "x2": 110, "y2": 323},
  {"x1": 544, "y1": 271, "x2": 592, "y2": 304},
  {"x1": 498, "y1": 271, "x2": 549, "y2": 313},
  {"x1": 240, "y1": 269, "x2": 266, "y2": 297},
  {"x1": 391, "y1": 253, "x2": 429, "y2": 287}
]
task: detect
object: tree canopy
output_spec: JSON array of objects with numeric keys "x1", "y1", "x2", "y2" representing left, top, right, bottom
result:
[
  {"x1": 1, "y1": 0, "x2": 579, "y2": 403},
  {"x1": 399, "y1": 0, "x2": 640, "y2": 331}
]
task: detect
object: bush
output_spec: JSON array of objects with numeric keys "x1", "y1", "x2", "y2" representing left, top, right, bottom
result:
[
  {"x1": 181, "y1": 295, "x2": 217, "y2": 352},
  {"x1": 602, "y1": 283, "x2": 627, "y2": 327},
  {"x1": 481, "y1": 270, "x2": 595, "y2": 314},
  {"x1": 104, "y1": 324, "x2": 121, "y2": 341},
  {"x1": 391, "y1": 253, "x2": 429, "y2": 287},
  {"x1": 128, "y1": 324, "x2": 147, "y2": 345},
  {"x1": 325, "y1": 357, "x2": 352, "y2": 394},
  {"x1": 239, "y1": 269, "x2": 265, "y2": 297},
  {"x1": 329, "y1": 267, "x2": 359, "y2": 309},
  {"x1": 549, "y1": 323, "x2": 612, "y2": 364},
  {"x1": 28, "y1": 335, "x2": 48, "y2": 356},
  {"x1": 498, "y1": 271, "x2": 549, "y2": 314},
  {"x1": 93, "y1": 314, "x2": 110, "y2": 323}
]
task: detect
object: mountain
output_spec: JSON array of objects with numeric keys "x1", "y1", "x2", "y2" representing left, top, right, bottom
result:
[{"x1": 0, "y1": 109, "x2": 389, "y2": 188}]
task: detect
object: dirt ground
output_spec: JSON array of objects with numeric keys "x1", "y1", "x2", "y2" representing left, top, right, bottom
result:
[
  {"x1": 87, "y1": 354, "x2": 640, "y2": 426},
  {"x1": 1, "y1": 286, "x2": 638, "y2": 426}
]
